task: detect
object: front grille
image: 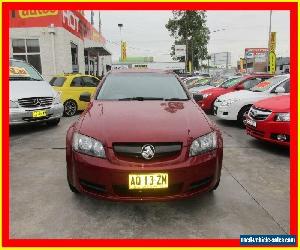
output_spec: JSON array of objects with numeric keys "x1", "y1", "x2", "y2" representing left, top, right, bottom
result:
[
  {"x1": 113, "y1": 142, "x2": 182, "y2": 160},
  {"x1": 249, "y1": 106, "x2": 272, "y2": 121},
  {"x1": 18, "y1": 97, "x2": 53, "y2": 108},
  {"x1": 247, "y1": 126, "x2": 265, "y2": 137},
  {"x1": 113, "y1": 183, "x2": 183, "y2": 197}
]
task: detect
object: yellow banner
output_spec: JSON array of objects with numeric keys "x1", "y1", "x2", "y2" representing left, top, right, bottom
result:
[
  {"x1": 19, "y1": 10, "x2": 58, "y2": 19},
  {"x1": 269, "y1": 51, "x2": 276, "y2": 74},
  {"x1": 269, "y1": 31, "x2": 276, "y2": 52},
  {"x1": 121, "y1": 41, "x2": 127, "y2": 61}
]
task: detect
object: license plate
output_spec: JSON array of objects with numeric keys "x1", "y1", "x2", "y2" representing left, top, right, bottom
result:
[
  {"x1": 32, "y1": 110, "x2": 47, "y2": 118},
  {"x1": 129, "y1": 173, "x2": 168, "y2": 189},
  {"x1": 246, "y1": 119, "x2": 256, "y2": 127}
]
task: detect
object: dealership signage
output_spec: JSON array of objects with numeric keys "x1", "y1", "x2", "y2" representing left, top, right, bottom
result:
[
  {"x1": 10, "y1": 10, "x2": 106, "y2": 44},
  {"x1": 19, "y1": 10, "x2": 58, "y2": 19},
  {"x1": 269, "y1": 32, "x2": 277, "y2": 74},
  {"x1": 121, "y1": 41, "x2": 127, "y2": 61},
  {"x1": 175, "y1": 45, "x2": 186, "y2": 57},
  {"x1": 245, "y1": 48, "x2": 268, "y2": 62}
]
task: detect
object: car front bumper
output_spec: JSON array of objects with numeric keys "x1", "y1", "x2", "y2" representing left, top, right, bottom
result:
[
  {"x1": 68, "y1": 148, "x2": 222, "y2": 201},
  {"x1": 10, "y1": 103, "x2": 64, "y2": 125},
  {"x1": 245, "y1": 115, "x2": 290, "y2": 146},
  {"x1": 213, "y1": 103, "x2": 237, "y2": 120}
]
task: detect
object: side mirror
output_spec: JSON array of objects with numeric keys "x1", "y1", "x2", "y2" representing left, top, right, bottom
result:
[
  {"x1": 79, "y1": 92, "x2": 91, "y2": 102},
  {"x1": 193, "y1": 94, "x2": 203, "y2": 102},
  {"x1": 235, "y1": 85, "x2": 244, "y2": 90},
  {"x1": 274, "y1": 86, "x2": 285, "y2": 94}
]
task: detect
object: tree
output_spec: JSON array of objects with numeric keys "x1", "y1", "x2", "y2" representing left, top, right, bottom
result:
[{"x1": 166, "y1": 11, "x2": 210, "y2": 71}]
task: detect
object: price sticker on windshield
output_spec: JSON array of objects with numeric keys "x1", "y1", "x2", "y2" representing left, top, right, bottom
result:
[
  {"x1": 10, "y1": 67, "x2": 30, "y2": 77},
  {"x1": 254, "y1": 81, "x2": 271, "y2": 89}
]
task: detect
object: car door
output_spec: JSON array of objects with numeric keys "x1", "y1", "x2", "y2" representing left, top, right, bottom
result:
[{"x1": 69, "y1": 76, "x2": 86, "y2": 110}]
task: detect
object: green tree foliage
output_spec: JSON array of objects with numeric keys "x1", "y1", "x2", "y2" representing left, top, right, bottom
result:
[{"x1": 166, "y1": 11, "x2": 210, "y2": 70}]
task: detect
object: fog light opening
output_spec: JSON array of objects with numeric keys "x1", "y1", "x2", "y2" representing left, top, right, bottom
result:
[{"x1": 277, "y1": 134, "x2": 287, "y2": 141}]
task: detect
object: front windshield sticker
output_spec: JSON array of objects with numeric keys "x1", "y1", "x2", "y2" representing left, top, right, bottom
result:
[
  {"x1": 254, "y1": 81, "x2": 271, "y2": 89},
  {"x1": 10, "y1": 66, "x2": 30, "y2": 77}
]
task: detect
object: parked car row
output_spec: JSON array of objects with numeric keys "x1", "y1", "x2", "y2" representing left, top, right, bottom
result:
[{"x1": 189, "y1": 73, "x2": 290, "y2": 146}]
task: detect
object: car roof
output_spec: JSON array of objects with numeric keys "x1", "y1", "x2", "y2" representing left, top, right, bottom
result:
[
  {"x1": 52, "y1": 73, "x2": 98, "y2": 78},
  {"x1": 110, "y1": 69, "x2": 173, "y2": 74}
]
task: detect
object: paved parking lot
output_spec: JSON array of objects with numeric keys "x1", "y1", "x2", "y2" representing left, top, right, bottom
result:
[{"x1": 10, "y1": 115, "x2": 289, "y2": 238}]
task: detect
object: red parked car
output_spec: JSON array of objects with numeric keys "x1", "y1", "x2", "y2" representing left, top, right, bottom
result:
[
  {"x1": 197, "y1": 74, "x2": 273, "y2": 113},
  {"x1": 245, "y1": 94, "x2": 290, "y2": 146},
  {"x1": 66, "y1": 69, "x2": 223, "y2": 201}
]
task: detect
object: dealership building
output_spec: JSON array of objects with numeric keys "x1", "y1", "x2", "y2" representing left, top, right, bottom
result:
[{"x1": 9, "y1": 10, "x2": 112, "y2": 81}]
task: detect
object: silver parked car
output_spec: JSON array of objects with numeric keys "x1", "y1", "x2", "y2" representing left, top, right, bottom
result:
[{"x1": 9, "y1": 59, "x2": 64, "y2": 126}]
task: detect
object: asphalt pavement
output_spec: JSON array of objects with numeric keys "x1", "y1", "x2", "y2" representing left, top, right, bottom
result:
[{"x1": 9, "y1": 114, "x2": 290, "y2": 238}]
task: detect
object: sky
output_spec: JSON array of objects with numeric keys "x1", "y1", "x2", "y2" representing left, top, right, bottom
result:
[{"x1": 85, "y1": 10, "x2": 290, "y2": 66}]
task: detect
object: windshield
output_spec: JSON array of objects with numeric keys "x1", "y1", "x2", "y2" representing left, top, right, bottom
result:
[
  {"x1": 10, "y1": 60, "x2": 43, "y2": 81},
  {"x1": 209, "y1": 77, "x2": 228, "y2": 87},
  {"x1": 50, "y1": 77, "x2": 66, "y2": 87},
  {"x1": 250, "y1": 75, "x2": 289, "y2": 92},
  {"x1": 220, "y1": 77, "x2": 243, "y2": 88},
  {"x1": 97, "y1": 73, "x2": 189, "y2": 101},
  {"x1": 188, "y1": 78, "x2": 211, "y2": 89}
]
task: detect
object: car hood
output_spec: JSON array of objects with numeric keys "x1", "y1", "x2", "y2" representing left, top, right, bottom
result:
[
  {"x1": 10, "y1": 80, "x2": 57, "y2": 100},
  {"x1": 200, "y1": 87, "x2": 226, "y2": 95},
  {"x1": 78, "y1": 100, "x2": 213, "y2": 147},
  {"x1": 254, "y1": 94, "x2": 290, "y2": 112},
  {"x1": 217, "y1": 90, "x2": 271, "y2": 102}
]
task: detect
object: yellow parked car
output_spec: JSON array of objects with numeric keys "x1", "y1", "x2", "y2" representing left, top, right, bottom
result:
[{"x1": 50, "y1": 74, "x2": 99, "y2": 116}]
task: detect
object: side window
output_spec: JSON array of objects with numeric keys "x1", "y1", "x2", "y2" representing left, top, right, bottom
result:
[
  {"x1": 82, "y1": 76, "x2": 99, "y2": 87},
  {"x1": 271, "y1": 79, "x2": 290, "y2": 93},
  {"x1": 243, "y1": 78, "x2": 262, "y2": 89},
  {"x1": 280, "y1": 80, "x2": 290, "y2": 93},
  {"x1": 49, "y1": 77, "x2": 66, "y2": 87},
  {"x1": 70, "y1": 77, "x2": 83, "y2": 87}
]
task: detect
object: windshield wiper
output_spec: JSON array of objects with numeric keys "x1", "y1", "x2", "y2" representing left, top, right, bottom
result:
[
  {"x1": 9, "y1": 76, "x2": 42, "y2": 81},
  {"x1": 164, "y1": 98, "x2": 189, "y2": 101},
  {"x1": 118, "y1": 97, "x2": 164, "y2": 101}
]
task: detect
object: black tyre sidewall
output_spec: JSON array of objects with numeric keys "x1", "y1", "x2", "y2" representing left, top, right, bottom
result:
[{"x1": 64, "y1": 100, "x2": 77, "y2": 117}]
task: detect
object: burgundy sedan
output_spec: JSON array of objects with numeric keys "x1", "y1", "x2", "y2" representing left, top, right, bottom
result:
[{"x1": 66, "y1": 69, "x2": 223, "y2": 201}]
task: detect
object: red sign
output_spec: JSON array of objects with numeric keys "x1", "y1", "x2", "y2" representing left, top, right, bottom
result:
[
  {"x1": 244, "y1": 48, "x2": 268, "y2": 60},
  {"x1": 10, "y1": 10, "x2": 105, "y2": 44}
]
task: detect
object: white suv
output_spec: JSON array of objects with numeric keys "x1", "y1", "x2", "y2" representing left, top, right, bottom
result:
[{"x1": 213, "y1": 74, "x2": 290, "y2": 126}]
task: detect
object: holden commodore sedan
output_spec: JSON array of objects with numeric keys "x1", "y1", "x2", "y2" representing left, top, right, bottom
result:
[{"x1": 66, "y1": 69, "x2": 223, "y2": 201}]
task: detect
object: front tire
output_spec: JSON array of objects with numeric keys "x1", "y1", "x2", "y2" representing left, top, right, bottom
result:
[
  {"x1": 237, "y1": 105, "x2": 251, "y2": 127},
  {"x1": 64, "y1": 100, "x2": 77, "y2": 117}
]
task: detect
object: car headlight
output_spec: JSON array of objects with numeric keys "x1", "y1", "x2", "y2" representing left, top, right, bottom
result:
[
  {"x1": 220, "y1": 99, "x2": 239, "y2": 106},
  {"x1": 72, "y1": 132, "x2": 106, "y2": 158},
  {"x1": 53, "y1": 92, "x2": 62, "y2": 105},
  {"x1": 10, "y1": 100, "x2": 19, "y2": 108},
  {"x1": 202, "y1": 93, "x2": 212, "y2": 99},
  {"x1": 189, "y1": 131, "x2": 217, "y2": 157},
  {"x1": 275, "y1": 113, "x2": 290, "y2": 122}
]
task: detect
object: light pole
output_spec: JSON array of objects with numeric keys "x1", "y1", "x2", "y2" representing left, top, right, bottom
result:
[
  {"x1": 118, "y1": 23, "x2": 123, "y2": 61},
  {"x1": 266, "y1": 10, "x2": 272, "y2": 72}
]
